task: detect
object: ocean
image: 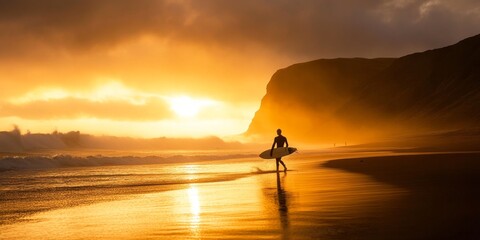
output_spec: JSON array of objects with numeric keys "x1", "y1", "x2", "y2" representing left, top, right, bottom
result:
[{"x1": 0, "y1": 150, "x2": 405, "y2": 239}]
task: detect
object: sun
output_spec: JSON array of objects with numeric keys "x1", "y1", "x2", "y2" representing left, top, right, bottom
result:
[{"x1": 168, "y1": 96, "x2": 213, "y2": 118}]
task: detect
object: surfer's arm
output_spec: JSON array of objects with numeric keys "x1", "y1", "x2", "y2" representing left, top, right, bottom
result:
[
  {"x1": 270, "y1": 141, "x2": 276, "y2": 156},
  {"x1": 286, "y1": 138, "x2": 289, "y2": 148}
]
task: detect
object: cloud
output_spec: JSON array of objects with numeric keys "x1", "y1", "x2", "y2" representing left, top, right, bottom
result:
[
  {"x1": 0, "y1": 0, "x2": 186, "y2": 55},
  {"x1": 1, "y1": 0, "x2": 479, "y2": 137},
  {"x1": 0, "y1": 98, "x2": 173, "y2": 121},
  {"x1": 0, "y1": 0, "x2": 479, "y2": 60},
  {"x1": 0, "y1": 97, "x2": 173, "y2": 121},
  {"x1": 1, "y1": 81, "x2": 176, "y2": 120}
]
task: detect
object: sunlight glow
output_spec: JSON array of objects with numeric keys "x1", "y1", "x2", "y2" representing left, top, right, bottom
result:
[
  {"x1": 3, "y1": 80, "x2": 257, "y2": 137},
  {"x1": 167, "y1": 96, "x2": 215, "y2": 118},
  {"x1": 10, "y1": 88, "x2": 70, "y2": 104},
  {"x1": 90, "y1": 81, "x2": 145, "y2": 104},
  {"x1": 8, "y1": 80, "x2": 146, "y2": 105}
]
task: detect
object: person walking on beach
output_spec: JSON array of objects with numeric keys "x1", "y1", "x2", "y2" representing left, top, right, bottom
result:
[{"x1": 271, "y1": 129, "x2": 288, "y2": 171}]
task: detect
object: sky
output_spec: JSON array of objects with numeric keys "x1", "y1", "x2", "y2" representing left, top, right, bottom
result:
[{"x1": 0, "y1": 0, "x2": 479, "y2": 138}]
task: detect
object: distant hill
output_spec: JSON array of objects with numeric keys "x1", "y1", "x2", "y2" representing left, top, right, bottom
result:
[{"x1": 246, "y1": 34, "x2": 480, "y2": 144}]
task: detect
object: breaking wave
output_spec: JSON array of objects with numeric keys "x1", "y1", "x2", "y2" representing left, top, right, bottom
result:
[{"x1": 0, "y1": 153, "x2": 257, "y2": 171}]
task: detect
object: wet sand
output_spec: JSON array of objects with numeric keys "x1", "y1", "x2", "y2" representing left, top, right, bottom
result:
[
  {"x1": 324, "y1": 152, "x2": 480, "y2": 240},
  {"x1": 1, "y1": 151, "x2": 479, "y2": 239}
]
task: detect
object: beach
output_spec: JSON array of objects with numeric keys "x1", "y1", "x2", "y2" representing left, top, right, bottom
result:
[{"x1": 1, "y1": 150, "x2": 479, "y2": 239}]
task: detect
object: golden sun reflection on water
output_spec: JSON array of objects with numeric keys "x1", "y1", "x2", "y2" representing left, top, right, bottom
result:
[
  {"x1": 187, "y1": 185, "x2": 201, "y2": 235},
  {"x1": 185, "y1": 165, "x2": 199, "y2": 181}
]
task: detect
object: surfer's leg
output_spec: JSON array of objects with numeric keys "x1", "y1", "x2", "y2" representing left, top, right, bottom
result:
[
  {"x1": 276, "y1": 158, "x2": 280, "y2": 171},
  {"x1": 279, "y1": 158, "x2": 287, "y2": 171}
]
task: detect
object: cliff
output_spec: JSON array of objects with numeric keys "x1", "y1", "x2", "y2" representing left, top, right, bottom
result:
[{"x1": 246, "y1": 34, "x2": 480, "y2": 144}]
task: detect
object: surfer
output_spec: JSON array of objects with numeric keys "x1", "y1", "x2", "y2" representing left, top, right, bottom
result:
[{"x1": 271, "y1": 129, "x2": 288, "y2": 171}]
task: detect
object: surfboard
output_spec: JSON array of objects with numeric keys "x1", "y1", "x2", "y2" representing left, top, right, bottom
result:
[{"x1": 259, "y1": 147, "x2": 297, "y2": 159}]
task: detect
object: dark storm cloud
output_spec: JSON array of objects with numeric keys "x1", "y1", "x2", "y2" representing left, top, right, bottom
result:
[
  {"x1": 183, "y1": 0, "x2": 480, "y2": 57},
  {"x1": 0, "y1": 0, "x2": 479, "y2": 59},
  {"x1": 0, "y1": 0, "x2": 188, "y2": 56}
]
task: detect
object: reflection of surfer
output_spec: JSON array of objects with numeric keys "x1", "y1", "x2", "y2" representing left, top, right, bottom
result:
[
  {"x1": 271, "y1": 129, "x2": 288, "y2": 171},
  {"x1": 276, "y1": 171, "x2": 289, "y2": 234},
  {"x1": 276, "y1": 172, "x2": 288, "y2": 211}
]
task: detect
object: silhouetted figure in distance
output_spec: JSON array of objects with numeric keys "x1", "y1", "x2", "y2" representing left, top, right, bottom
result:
[{"x1": 271, "y1": 129, "x2": 288, "y2": 171}]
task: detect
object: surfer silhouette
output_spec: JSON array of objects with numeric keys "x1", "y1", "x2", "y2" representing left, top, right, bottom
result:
[{"x1": 271, "y1": 129, "x2": 288, "y2": 171}]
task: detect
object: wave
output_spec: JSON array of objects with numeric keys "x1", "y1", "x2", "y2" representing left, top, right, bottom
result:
[{"x1": 0, "y1": 153, "x2": 257, "y2": 171}]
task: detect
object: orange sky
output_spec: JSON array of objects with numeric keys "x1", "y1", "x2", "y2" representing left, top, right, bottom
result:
[{"x1": 0, "y1": 0, "x2": 479, "y2": 138}]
